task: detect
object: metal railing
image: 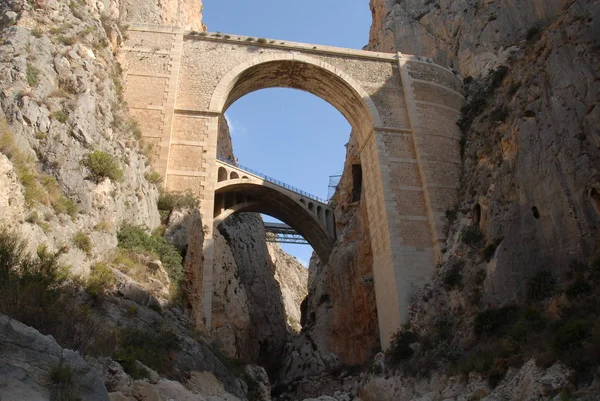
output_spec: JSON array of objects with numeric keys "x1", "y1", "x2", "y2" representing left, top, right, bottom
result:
[{"x1": 217, "y1": 156, "x2": 328, "y2": 203}]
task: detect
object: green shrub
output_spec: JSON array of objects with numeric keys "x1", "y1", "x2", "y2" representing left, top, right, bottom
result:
[
  {"x1": 26, "y1": 63, "x2": 40, "y2": 86},
  {"x1": 387, "y1": 325, "x2": 418, "y2": 364},
  {"x1": 86, "y1": 262, "x2": 115, "y2": 297},
  {"x1": 474, "y1": 304, "x2": 519, "y2": 337},
  {"x1": 257, "y1": 37, "x2": 267, "y2": 44},
  {"x1": 527, "y1": 271, "x2": 555, "y2": 301},
  {"x1": 144, "y1": 171, "x2": 162, "y2": 184},
  {"x1": 49, "y1": 359, "x2": 78, "y2": 401},
  {"x1": 0, "y1": 229, "x2": 118, "y2": 356},
  {"x1": 115, "y1": 327, "x2": 180, "y2": 375},
  {"x1": 73, "y1": 231, "x2": 92, "y2": 255},
  {"x1": 51, "y1": 110, "x2": 69, "y2": 123},
  {"x1": 81, "y1": 151, "x2": 124, "y2": 183},
  {"x1": 117, "y1": 224, "x2": 183, "y2": 286},
  {"x1": 508, "y1": 308, "x2": 546, "y2": 344},
  {"x1": 57, "y1": 35, "x2": 76, "y2": 45},
  {"x1": 39, "y1": 175, "x2": 78, "y2": 218},
  {"x1": 443, "y1": 261, "x2": 463, "y2": 290},
  {"x1": 157, "y1": 190, "x2": 199, "y2": 212},
  {"x1": 553, "y1": 319, "x2": 593, "y2": 351},
  {"x1": 31, "y1": 27, "x2": 44, "y2": 37},
  {"x1": 460, "y1": 226, "x2": 483, "y2": 246}
]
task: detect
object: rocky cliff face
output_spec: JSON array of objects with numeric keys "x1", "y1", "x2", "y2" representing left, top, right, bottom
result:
[
  {"x1": 368, "y1": 0, "x2": 600, "y2": 303},
  {"x1": 268, "y1": 242, "x2": 308, "y2": 333},
  {"x1": 217, "y1": 214, "x2": 288, "y2": 373},
  {"x1": 0, "y1": 0, "x2": 160, "y2": 276},
  {"x1": 108, "y1": 0, "x2": 205, "y2": 31}
]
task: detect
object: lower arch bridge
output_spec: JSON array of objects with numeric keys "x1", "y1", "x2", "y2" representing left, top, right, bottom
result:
[{"x1": 213, "y1": 157, "x2": 336, "y2": 261}]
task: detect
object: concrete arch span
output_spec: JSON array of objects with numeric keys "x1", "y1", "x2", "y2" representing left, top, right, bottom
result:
[{"x1": 214, "y1": 181, "x2": 334, "y2": 262}]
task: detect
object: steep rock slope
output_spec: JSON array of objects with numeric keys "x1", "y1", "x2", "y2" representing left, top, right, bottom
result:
[
  {"x1": 0, "y1": 0, "x2": 160, "y2": 274},
  {"x1": 368, "y1": 0, "x2": 600, "y2": 304},
  {"x1": 218, "y1": 213, "x2": 288, "y2": 373},
  {"x1": 268, "y1": 242, "x2": 308, "y2": 333}
]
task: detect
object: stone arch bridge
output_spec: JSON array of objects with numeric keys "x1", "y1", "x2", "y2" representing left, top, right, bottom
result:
[{"x1": 121, "y1": 24, "x2": 464, "y2": 349}]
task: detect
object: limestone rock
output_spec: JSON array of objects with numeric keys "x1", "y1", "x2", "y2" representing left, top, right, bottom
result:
[
  {"x1": 116, "y1": 0, "x2": 205, "y2": 32},
  {"x1": 0, "y1": 1, "x2": 161, "y2": 277},
  {"x1": 0, "y1": 314, "x2": 109, "y2": 401},
  {"x1": 216, "y1": 213, "x2": 288, "y2": 373},
  {"x1": 268, "y1": 242, "x2": 308, "y2": 332},
  {"x1": 244, "y1": 365, "x2": 271, "y2": 401}
]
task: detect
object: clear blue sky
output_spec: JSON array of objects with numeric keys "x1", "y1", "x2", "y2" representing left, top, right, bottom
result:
[{"x1": 203, "y1": 1, "x2": 372, "y2": 266}]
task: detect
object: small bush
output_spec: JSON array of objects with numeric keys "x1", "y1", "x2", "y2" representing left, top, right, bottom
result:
[
  {"x1": 26, "y1": 63, "x2": 40, "y2": 86},
  {"x1": 73, "y1": 231, "x2": 92, "y2": 255},
  {"x1": 553, "y1": 319, "x2": 593, "y2": 351},
  {"x1": 257, "y1": 37, "x2": 267, "y2": 44},
  {"x1": 527, "y1": 271, "x2": 555, "y2": 301},
  {"x1": 144, "y1": 171, "x2": 162, "y2": 184},
  {"x1": 31, "y1": 27, "x2": 44, "y2": 37},
  {"x1": 81, "y1": 151, "x2": 124, "y2": 183},
  {"x1": 49, "y1": 359, "x2": 78, "y2": 401},
  {"x1": 460, "y1": 226, "x2": 483, "y2": 246},
  {"x1": 0, "y1": 229, "x2": 118, "y2": 356},
  {"x1": 117, "y1": 225, "x2": 183, "y2": 286},
  {"x1": 51, "y1": 110, "x2": 69, "y2": 123},
  {"x1": 57, "y1": 35, "x2": 76, "y2": 46},
  {"x1": 94, "y1": 220, "x2": 112, "y2": 232},
  {"x1": 387, "y1": 325, "x2": 418, "y2": 364},
  {"x1": 490, "y1": 66, "x2": 508, "y2": 89},
  {"x1": 443, "y1": 261, "x2": 463, "y2": 290},
  {"x1": 115, "y1": 327, "x2": 180, "y2": 375},
  {"x1": 86, "y1": 262, "x2": 115, "y2": 297},
  {"x1": 474, "y1": 305, "x2": 520, "y2": 337},
  {"x1": 157, "y1": 190, "x2": 199, "y2": 212},
  {"x1": 0, "y1": 124, "x2": 47, "y2": 207},
  {"x1": 508, "y1": 308, "x2": 546, "y2": 344}
]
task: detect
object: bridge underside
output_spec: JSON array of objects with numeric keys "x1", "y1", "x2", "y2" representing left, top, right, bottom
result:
[{"x1": 214, "y1": 183, "x2": 335, "y2": 262}]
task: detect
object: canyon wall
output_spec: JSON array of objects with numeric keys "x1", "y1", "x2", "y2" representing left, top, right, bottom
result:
[
  {"x1": 368, "y1": 0, "x2": 600, "y2": 303},
  {"x1": 0, "y1": 0, "x2": 160, "y2": 275}
]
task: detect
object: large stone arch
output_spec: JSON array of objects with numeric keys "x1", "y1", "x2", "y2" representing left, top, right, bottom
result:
[
  {"x1": 209, "y1": 53, "x2": 382, "y2": 146},
  {"x1": 122, "y1": 25, "x2": 465, "y2": 349}
]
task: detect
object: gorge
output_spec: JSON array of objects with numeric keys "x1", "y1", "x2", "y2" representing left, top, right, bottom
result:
[{"x1": 0, "y1": 1, "x2": 599, "y2": 401}]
